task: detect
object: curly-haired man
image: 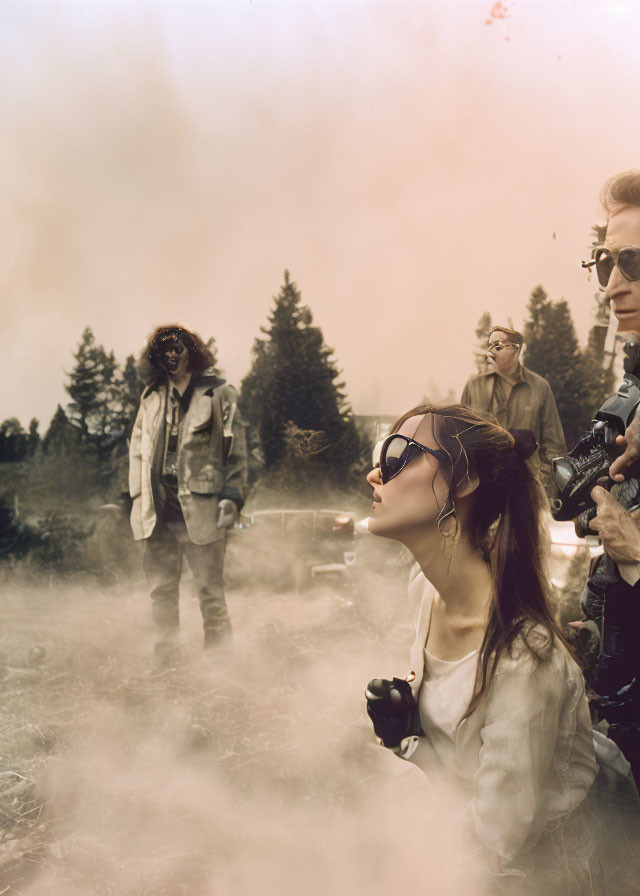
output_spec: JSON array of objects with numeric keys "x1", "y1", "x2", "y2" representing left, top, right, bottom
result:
[{"x1": 129, "y1": 325, "x2": 247, "y2": 654}]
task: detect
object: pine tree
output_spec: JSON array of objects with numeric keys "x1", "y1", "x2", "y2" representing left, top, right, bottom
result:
[
  {"x1": 523, "y1": 286, "x2": 602, "y2": 447},
  {"x1": 582, "y1": 225, "x2": 616, "y2": 403},
  {"x1": 204, "y1": 337, "x2": 221, "y2": 375},
  {"x1": 590, "y1": 224, "x2": 607, "y2": 248},
  {"x1": 241, "y1": 271, "x2": 360, "y2": 489},
  {"x1": 115, "y1": 354, "x2": 145, "y2": 437},
  {"x1": 584, "y1": 293, "x2": 616, "y2": 409},
  {"x1": 473, "y1": 312, "x2": 492, "y2": 374},
  {"x1": 42, "y1": 405, "x2": 78, "y2": 454},
  {"x1": 66, "y1": 328, "x2": 104, "y2": 440},
  {"x1": 523, "y1": 285, "x2": 551, "y2": 364},
  {"x1": 585, "y1": 294, "x2": 610, "y2": 364},
  {"x1": 92, "y1": 348, "x2": 120, "y2": 445},
  {"x1": 475, "y1": 312, "x2": 492, "y2": 344},
  {"x1": 65, "y1": 328, "x2": 124, "y2": 447},
  {"x1": 0, "y1": 418, "x2": 27, "y2": 462},
  {"x1": 27, "y1": 418, "x2": 40, "y2": 457}
]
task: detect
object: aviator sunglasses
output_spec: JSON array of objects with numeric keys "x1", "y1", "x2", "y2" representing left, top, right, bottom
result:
[
  {"x1": 375, "y1": 433, "x2": 448, "y2": 484},
  {"x1": 488, "y1": 340, "x2": 518, "y2": 353},
  {"x1": 582, "y1": 246, "x2": 640, "y2": 288}
]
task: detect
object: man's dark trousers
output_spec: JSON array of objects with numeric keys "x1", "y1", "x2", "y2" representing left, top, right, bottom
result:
[{"x1": 143, "y1": 515, "x2": 231, "y2": 644}]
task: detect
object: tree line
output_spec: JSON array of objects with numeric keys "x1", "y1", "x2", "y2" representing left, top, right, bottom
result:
[
  {"x1": 0, "y1": 272, "x2": 362, "y2": 498},
  {"x1": 0, "y1": 272, "x2": 620, "y2": 494}
]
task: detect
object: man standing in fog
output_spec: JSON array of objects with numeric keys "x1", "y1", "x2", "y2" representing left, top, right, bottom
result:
[
  {"x1": 129, "y1": 325, "x2": 247, "y2": 657},
  {"x1": 461, "y1": 325, "x2": 565, "y2": 493}
]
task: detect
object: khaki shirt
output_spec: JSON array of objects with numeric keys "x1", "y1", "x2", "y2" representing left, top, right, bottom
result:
[{"x1": 461, "y1": 364, "x2": 566, "y2": 487}]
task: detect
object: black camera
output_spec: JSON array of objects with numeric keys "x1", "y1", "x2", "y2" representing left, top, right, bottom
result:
[
  {"x1": 365, "y1": 677, "x2": 421, "y2": 747},
  {"x1": 550, "y1": 369, "x2": 640, "y2": 526}
]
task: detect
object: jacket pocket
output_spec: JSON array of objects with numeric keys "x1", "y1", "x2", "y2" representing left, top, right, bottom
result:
[
  {"x1": 189, "y1": 471, "x2": 223, "y2": 495},
  {"x1": 188, "y1": 395, "x2": 214, "y2": 433}
]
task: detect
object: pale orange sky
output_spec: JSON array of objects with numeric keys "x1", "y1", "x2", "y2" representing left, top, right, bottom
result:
[{"x1": 3, "y1": 0, "x2": 639, "y2": 428}]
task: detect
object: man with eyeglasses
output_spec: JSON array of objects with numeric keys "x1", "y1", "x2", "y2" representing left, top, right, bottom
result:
[
  {"x1": 578, "y1": 171, "x2": 640, "y2": 782},
  {"x1": 584, "y1": 171, "x2": 640, "y2": 486},
  {"x1": 129, "y1": 325, "x2": 247, "y2": 658},
  {"x1": 461, "y1": 325, "x2": 565, "y2": 494},
  {"x1": 583, "y1": 170, "x2": 640, "y2": 568}
]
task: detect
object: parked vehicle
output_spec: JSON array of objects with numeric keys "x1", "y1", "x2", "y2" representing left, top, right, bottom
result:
[
  {"x1": 226, "y1": 508, "x2": 358, "y2": 591},
  {"x1": 226, "y1": 505, "x2": 604, "y2": 607}
]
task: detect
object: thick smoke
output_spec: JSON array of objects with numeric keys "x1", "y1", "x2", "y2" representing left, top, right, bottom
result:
[{"x1": 0, "y1": 526, "x2": 481, "y2": 895}]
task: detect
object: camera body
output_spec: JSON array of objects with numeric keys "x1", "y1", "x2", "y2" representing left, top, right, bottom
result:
[
  {"x1": 550, "y1": 370, "x2": 640, "y2": 525},
  {"x1": 550, "y1": 343, "x2": 640, "y2": 742}
]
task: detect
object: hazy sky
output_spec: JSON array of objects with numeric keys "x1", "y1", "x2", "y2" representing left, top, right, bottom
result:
[{"x1": 3, "y1": 0, "x2": 640, "y2": 428}]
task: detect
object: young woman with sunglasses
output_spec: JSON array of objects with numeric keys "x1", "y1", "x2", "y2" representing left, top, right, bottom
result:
[{"x1": 365, "y1": 404, "x2": 640, "y2": 895}]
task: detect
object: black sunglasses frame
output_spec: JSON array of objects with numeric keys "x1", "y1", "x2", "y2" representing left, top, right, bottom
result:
[
  {"x1": 379, "y1": 433, "x2": 448, "y2": 484},
  {"x1": 161, "y1": 342, "x2": 186, "y2": 355},
  {"x1": 582, "y1": 245, "x2": 640, "y2": 288}
]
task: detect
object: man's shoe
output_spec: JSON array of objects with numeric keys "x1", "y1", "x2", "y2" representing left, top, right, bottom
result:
[{"x1": 203, "y1": 629, "x2": 232, "y2": 651}]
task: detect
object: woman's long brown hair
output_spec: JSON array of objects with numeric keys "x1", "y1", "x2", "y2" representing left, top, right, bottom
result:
[{"x1": 391, "y1": 403, "x2": 567, "y2": 717}]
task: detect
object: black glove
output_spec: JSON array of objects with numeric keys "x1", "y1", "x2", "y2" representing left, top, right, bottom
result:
[{"x1": 365, "y1": 677, "x2": 421, "y2": 747}]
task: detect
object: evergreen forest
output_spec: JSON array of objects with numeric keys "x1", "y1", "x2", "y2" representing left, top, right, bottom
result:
[{"x1": 0, "y1": 272, "x2": 620, "y2": 578}]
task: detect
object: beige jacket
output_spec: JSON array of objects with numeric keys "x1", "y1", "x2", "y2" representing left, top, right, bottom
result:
[
  {"x1": 129, "y1": 372, "x2": 246, "y2": 545},
  {"x1": 461, "y1": 364, "x2": 566, "y2": 485},
  {"x1": 398, "y1": 569, "x2": 598, "y2": 876}
]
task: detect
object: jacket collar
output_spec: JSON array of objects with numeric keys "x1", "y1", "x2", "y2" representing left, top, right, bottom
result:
[
  {"x1": 477, "y1": 362, "x2": 526, "y2": 385},
  {"x1": 143, "y1": 369, "x2": 226, "y2": 399}
]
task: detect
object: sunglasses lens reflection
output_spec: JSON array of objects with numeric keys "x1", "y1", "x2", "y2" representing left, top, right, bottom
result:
[
  {"x1": 595, "y1": 250, "x2": 615, "y2": 287},
  {"x1": 619, "y1": 247, "x2": 640, "y2": 283},
  {"x1": 382, "y1": 436, "x2": 421, "y2": 482}
]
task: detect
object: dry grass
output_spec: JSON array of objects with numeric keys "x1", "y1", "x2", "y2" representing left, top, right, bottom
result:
[
  {"x1": 0, "y1": 534, "x2": 588, "y2": 896},
  {"x1": 2, "y1": 567, "x2": 482, "y2": 896}
]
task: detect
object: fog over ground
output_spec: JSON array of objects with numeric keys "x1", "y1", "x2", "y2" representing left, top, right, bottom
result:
[
  {"x1": 0, "y1": 539, "x2": 486, "y2": 894},
  {"x1": 3, "y1": 0, "x2": 640, "y2": 426},
  {"x1": 3, "y1": 4, "x2": 637, "y2": 887}
]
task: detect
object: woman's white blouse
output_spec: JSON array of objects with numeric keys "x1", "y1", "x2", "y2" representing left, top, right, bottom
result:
[
  {"x1": 418, "y1": 648, "x2": 478, "y2": 764},
  {"x1": 400, "y1": 569, "x2": 599, "y2": 871}
]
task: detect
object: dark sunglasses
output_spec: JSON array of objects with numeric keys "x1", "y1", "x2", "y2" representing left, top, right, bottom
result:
[
  {"x1": 161, "y1": 342, "x2": 185, "y2": 355},
  {"x1": 376, "y1": 433, "x2": 448, "y2": 484},
  {"x1": 582, "y1": 246, "x2": 640, "y2": 288}
]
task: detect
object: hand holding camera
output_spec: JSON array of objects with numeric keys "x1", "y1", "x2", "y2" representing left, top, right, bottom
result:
[
  {"x1": 551, "y1": 367, "x2": 640, "y2": 527},
  {"x1": 365, "y1": 676, "x2": 421, "y2": 748}
]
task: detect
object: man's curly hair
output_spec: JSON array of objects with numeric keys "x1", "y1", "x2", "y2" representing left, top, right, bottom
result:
[{"x1": 141, "y1": 325, "x2": 215, "y2": 385}]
